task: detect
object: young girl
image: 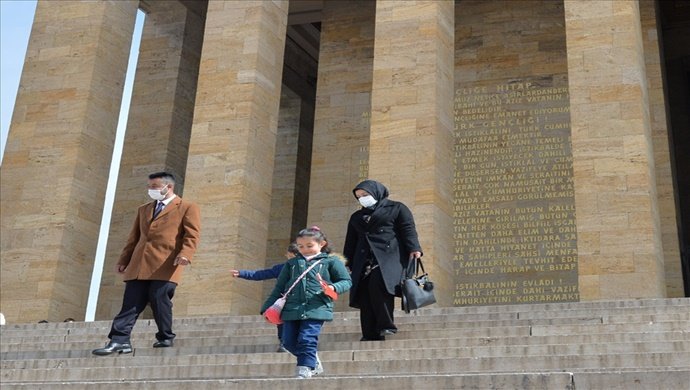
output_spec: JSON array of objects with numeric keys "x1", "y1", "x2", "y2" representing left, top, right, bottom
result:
[
  {"x1": 261, "y1": 226, "x2": 352, "y2": 379},
  {"x1": 230, "y1": 243, "x2": 300, "y2": 352}
]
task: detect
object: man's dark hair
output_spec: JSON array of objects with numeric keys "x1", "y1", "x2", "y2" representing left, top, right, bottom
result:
[{"x1": 149, "y1": 172, "x2": 176, "y2": 185}]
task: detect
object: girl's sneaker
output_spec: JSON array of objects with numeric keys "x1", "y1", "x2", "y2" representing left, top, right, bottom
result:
[
  {"x1": 312, "y1": 354, "x2": 324, "y2": 376},
  {"x1": 295, "y1": 366, "x2": 312, "y2": 379}
]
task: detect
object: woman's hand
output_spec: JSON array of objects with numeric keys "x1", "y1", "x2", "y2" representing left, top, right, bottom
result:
[{"x1": 409, "y1": 251, "x2": 422, "y2": 260}]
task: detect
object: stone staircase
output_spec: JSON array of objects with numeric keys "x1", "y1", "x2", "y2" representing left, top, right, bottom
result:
[{"x1": 1, "y1": 298, "x2": 689, "y2": 389}]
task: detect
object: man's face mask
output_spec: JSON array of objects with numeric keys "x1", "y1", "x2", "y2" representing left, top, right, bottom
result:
[{"x1": 148, "y1": 185, "x2": 169, "y2": 201}]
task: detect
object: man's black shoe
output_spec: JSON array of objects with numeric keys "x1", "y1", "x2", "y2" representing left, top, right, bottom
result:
[
  {"x1": 379, "y1": 329, "x2": 397, "y2": 337},
  {"x1": 153, "y1": 339, "x2": 174, "y2": 348},
  {"x1": 92, "y1": 341, "x2": 132, "y2": 356}
]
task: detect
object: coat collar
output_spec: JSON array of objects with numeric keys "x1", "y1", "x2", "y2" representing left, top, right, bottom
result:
[
  {"x1": 150, "y1": 196, "x2": 182, "y2": 221},
  {"x1": 362, "y1": 198, "x2": 393, "y2": 228}
]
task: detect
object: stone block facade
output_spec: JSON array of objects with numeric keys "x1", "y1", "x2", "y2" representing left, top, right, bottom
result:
[
  {"x1": 1, "y1": 0, "x2": 139, "y2": 322},
  {"x1": 0, "y1": 0, "x2": 684, "y2": 323}
]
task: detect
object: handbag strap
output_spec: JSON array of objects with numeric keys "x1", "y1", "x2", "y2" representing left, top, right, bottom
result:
[
  {"x1": 415, "y1": 257, "x2": 426, "y2": 276},
  {"x1": 401, "y1": 256, "x2": 425, "y2": 281},
  {"x1": 283, "y1": 258, "x2": 323, "y2": 297}
]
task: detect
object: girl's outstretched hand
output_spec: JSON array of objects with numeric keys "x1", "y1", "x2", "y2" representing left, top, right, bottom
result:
[{"x1": 230, "y1": 270, "x2": 240, "y2": 277}]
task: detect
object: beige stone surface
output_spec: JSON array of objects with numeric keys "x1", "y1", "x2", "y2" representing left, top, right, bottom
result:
[
  {"x1": 639, "y1": 0, "x2": 683, "y2": 297},
  {"x1": 2, "y1": 1, "x2": 685, "y2": 324},
  {"x1": 181, "y1": 0, "x2": 288, "y2": 316},
  {"x1": 307, "y1": 1, "x2": 376, "y2": 253},
  {"x1": 453, "y1": 1, "x2": 579, "y2": 305},
  {"x1": 0, "y1": 0, "x2": 138, "y2": 323},
  {"x1": 95, "y1": 0, "x2": 206, "y2": 320},
  {"x1": 369, "y1": 0, "x2": 455, "y2": 305},
  {"x1": 564, "y1": 0, "x2": 666, "y2": 299},
  {"x1": 262, "y1": 87, "x2": 302, "y2": 298}
]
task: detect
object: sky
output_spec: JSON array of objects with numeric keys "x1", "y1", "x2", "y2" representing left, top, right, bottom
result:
[
  {"x1": 1, "y1": 0, "x2": 145, "y2": 321},
  {"x1": 0, "y1": 0, "x2": 37, "y2": 163}
]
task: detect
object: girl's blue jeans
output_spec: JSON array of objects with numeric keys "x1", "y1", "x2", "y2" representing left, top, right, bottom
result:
[{"x1": 281, "y1": 319, "x2": 324, "y2": 369}]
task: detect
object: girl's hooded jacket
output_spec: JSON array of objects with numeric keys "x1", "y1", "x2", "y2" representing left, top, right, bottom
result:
[{"x1": 260, "y1": 252, "x2": 352, "y2": 321}]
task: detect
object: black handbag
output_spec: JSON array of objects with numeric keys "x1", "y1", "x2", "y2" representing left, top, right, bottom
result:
[{"x1": 400, "y1": 257, "x2": 436, "y2": 313}]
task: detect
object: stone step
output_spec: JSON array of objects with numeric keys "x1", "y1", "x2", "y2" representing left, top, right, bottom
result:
[
  {"x1": 2, "y1": 352, "x2": 688, "y2": 383},
  {"x1": 4, "y1": 311, "x2": 687, "y2": 346},
  {"x1": 3, "y1": 340, "x2": 688, "y2": 370},
  {"x1": 3, "y1": 320, "x2": 687, "y2": 355},
  {"x1": 1, "y1": 314, "x2": 686, "y2": 354},
  {"x1": 0, "y1": 372, "x2": 577, "y2": 390},
  {"x1": 1, "y1": 312, "x2": 684, "y2": 345},
  {"x1": 3, "y1": 369, "x2": 690, "y2": 390},
  {"x1": 2, "y1": 306, "x2": 687, "y2": 347},
  {"x1": 568, "y1": 369, "x2": 690, "y2": 389},
  {"x1": 2, "y1": 297, "x2": 687, "y2": 334},
  {"x1": 3, "y1": 328, "x2": 688, "y2": 361},
  {"x1": 1, "y1": 298, "x2": 688, "y2": 389}
]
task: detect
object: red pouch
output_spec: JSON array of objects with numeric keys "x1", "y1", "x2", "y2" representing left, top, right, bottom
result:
[
  {"x1": 264, "y1": 296, "x2": 286, "y2": 324},
  {"x1": 317, "y1": 274, "x2": 338, "y2": 300}
]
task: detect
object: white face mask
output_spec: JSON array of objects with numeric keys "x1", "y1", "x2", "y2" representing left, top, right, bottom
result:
[
  {"x1": 148, "y1": 186, "x2": 169, "y2": 201},
  {"x1": 358, "y1": 195, "x2": 377, "y2": 208}
]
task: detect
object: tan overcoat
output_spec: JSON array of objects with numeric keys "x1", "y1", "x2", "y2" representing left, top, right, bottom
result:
[{"x1": 117, "y1": 197, "x2": 201, "y2": 284}]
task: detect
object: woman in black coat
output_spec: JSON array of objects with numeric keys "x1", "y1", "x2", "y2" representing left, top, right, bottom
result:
[{"x1": 343, "y1": 180, "x2": 422, "y2": 341}]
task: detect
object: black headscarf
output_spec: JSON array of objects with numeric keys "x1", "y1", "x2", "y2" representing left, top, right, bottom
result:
[{"x1": 352, "y1": 180, "x2": 389, "y2": 210}]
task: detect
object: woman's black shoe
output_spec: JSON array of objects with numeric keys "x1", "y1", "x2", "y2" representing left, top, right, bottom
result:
[{"x1": 379, "y1": 329, "x2": 397, "y2": 337}]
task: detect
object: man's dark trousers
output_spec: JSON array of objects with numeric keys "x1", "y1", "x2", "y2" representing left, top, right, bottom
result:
[{"x1": 108, "y1": 280, "x2": 177, "y2": 343}]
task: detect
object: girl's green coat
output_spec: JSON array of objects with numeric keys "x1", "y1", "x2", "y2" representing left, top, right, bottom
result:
[{"x1": 260, "y1": 252, "x2": 352, "y2": 321}]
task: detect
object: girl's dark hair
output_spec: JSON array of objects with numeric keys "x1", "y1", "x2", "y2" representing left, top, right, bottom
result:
[
  {"x1": 287, "y1": 242, "x2": 300, "y2": 256},
  {"x1": 296, "y1": 226, "x2": 332, "y2": 253}
]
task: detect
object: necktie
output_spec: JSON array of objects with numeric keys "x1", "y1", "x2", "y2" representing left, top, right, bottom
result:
[{"x1": 153, "y1": 201, "x2": 164, "y2": 219}]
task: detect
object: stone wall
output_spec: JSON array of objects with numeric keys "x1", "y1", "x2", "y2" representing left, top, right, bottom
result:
[
  {"x1": 639, "y1": 0, "x2": 682, "y2": 297},
  {"x1": 180, "y1": 0, "x2": 289, "y2": 316},
  {"x1": 97, "y1": 0, "x2": 205, "y2": 320},
  {"x1": 453, "y1": 0, "x2": 578, "y2": 305},
  {"x1": 564, "y1": 0, "x2": 666, "y2": 299},
  {"x1": 1, "y1": 0, "x2": 685, "y2": 323},
  {"x1": 0, "y1": 0, "x2": 138, "y2": 322}
]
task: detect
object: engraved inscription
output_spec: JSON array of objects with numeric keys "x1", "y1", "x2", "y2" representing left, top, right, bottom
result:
[{"x1": 453, "y1": 80, "x2": 579, "y2": 305}]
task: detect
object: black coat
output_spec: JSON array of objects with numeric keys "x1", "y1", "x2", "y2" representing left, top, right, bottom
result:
[{"x1": 343, "y1": 181, "x2": 422, "y2": 308}]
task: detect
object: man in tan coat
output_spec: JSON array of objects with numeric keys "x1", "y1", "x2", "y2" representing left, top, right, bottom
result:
[{"x1": 93, "y1": 172, "x2": 201, "y2": 356}]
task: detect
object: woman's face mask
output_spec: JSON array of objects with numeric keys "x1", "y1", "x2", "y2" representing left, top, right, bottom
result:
[{"x1": 358, "y1": 195, "x2": 377, "y2": 208}]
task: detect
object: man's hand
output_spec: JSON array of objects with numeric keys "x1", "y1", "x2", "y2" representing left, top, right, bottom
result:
[
  {"x1": 409, "y1": 251, "x2": 422, "y2": 261},
  {"x1": 115, "y1": 264, "x2": 127, "y2": 274},
  {"x1": 230, "y1": 269, "x2": 240, "y2": 277},
  {"x1": 174, "y1": 256, "x2": 190, "y2": 266}
]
